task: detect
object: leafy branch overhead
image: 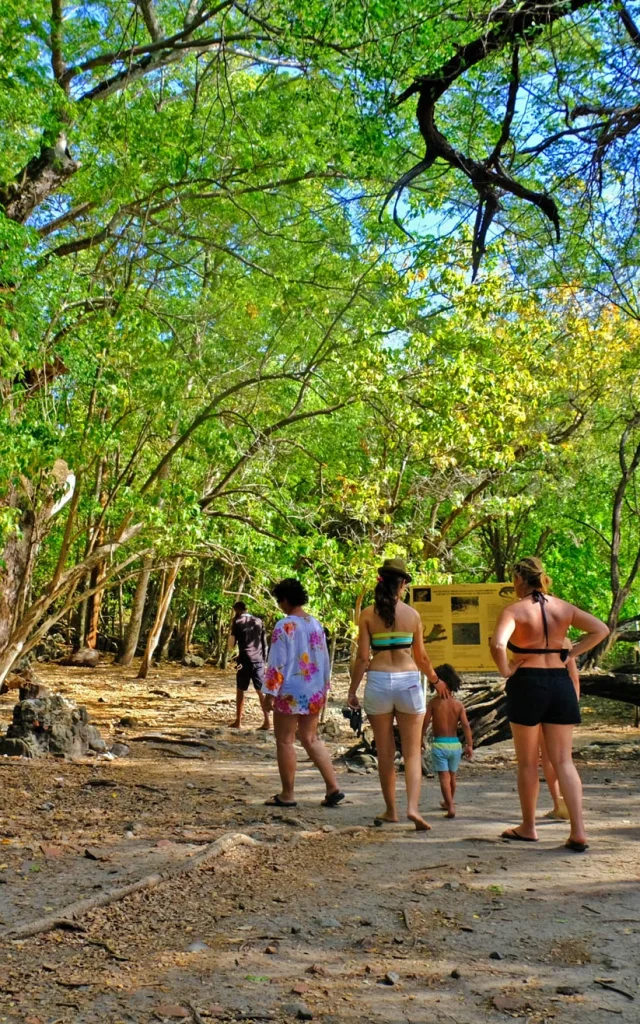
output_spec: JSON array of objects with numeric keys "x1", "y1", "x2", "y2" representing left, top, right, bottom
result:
[{"x1": 385, "y1": 0, "x2": 618, "y2": 276}]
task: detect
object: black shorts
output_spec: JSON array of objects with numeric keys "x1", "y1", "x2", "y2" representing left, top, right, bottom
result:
[
  {"x1": 506, "y1": 668, "x2": 580, "y2": 727},
  {"x1": 236, "y1": 659, "x2": 264, "y2": 693}
]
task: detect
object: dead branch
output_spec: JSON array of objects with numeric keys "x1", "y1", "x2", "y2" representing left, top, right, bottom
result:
[{"x1": 4, "y1": 832, "x2": 258, "y2": 940}]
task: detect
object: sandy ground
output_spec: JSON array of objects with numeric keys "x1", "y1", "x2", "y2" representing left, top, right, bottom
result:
[{"x1": 0, "y1": 661, "x2": 639, "y2": 1024}]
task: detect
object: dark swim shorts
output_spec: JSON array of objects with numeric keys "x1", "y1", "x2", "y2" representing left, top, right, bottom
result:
[
  {"x1": 236, "y1": 658, "x2": 265, "y2": 693},
  {"x1": 506, "y1": 667, "x2": 581, "y2": 727}
]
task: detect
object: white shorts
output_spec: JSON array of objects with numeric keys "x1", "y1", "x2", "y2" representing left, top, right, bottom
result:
[{"x1": 363, "y1": 670, "x2": 425, "y2": 716}]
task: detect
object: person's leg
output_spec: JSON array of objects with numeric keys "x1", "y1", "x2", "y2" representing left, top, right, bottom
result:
[
  {"x1": 273, "y1": 712, "x2": 299, "y2": 803},
  {"x1": 230, "y1": 688, "x2": 244, "y2": 728},
  {"x1": 542, "y1": 723, "x2": 587, "y2": 845},
  {"x1": 231, "y1": 664, "x2": 249, "y2": 727},
  {"x1": 438, "y1": 771, "x2": 453, "y2": 816},
  {"x1": 250, "y1": 663, "x2": 270, "y2": 730},
  {"x1": 508, "y1": 722, "x2": 542, "y2": 840},
  {"x1": 450, "y1": 770, "x2": 457, "y2": 803},
  {"x1": 539, "y1": 730, "x2": 567, "y2": 818},
  {"x1": 368, "y1": 712, "x2": 398, "y2": 822},
  {"x1": 297, "y1": 713, "x2": 341, "y2": 797},
  {"x1": 396, "y1": 711, "x2": 430, "y2": 831},
  {"x1": 257, "y1": 689, "x2": 271, "y2": 729}
]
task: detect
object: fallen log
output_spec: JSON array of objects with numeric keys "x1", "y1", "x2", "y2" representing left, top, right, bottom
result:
[
  {"x1": 580, "y1": 670, "x2": 640, "y2": 703},
  {"x1": 461, "y1": 670, "x2": 640, "y2": 747},
  {"x1": 4, "y1": 832, "x2": 257, "y2": 940},
  {"x1": 128, "y1": 733, "x2": 216, "y2": 749},
  {"x1": 341, "y1": 670, "x2": 640, "y2": 759}
]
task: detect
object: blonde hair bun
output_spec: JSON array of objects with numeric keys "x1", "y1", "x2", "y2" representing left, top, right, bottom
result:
[{"x1": 513, "y1": 556, "x2": 552, "y2": 594}]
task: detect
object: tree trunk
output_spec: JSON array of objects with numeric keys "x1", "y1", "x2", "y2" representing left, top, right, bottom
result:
[
  {"x1": 216, "y1": 570, "x2": 243, "y2": 668},
  {"x1": 0, "y1": 499, "x2": 35, "y2": 654},
  {"x1": 117, "y1": 584, "x2": 124, "y2": 650},
  {"x1": 85, "y1": 559, "x2": 106, "y2": 648},
  {"x1": 320, "y1": 633, "x2": 338, "y2": 726},
  {"x1": 0, "y1": 133, "x2": 79, "y2": 224},
  {"x1": 137, "y1": 560, "x2": 181, "y2": 679},
  {"x1": 180, "y1": 564, "x2": 204, "y2": 659},
  {"x1": 349, "y1": 590, "x2": 365, "y2": 673},
  {"x1": 155, "y1": 610, "x2": 176, "y2": 663},
  {"x1": 84, "y1": 460, "x2": 108, "y2": 649},
  {"x1": 0, "y1": 462, "x2": 76, "y2": 664},
  {"x1": 0, "y1": 519, "x2": 142, "y2": 687},
  {"x1": 118, "y1": 553, "x2": 154, "y2": 666},
  {"x1": 73, "y1": 587, "x2": 88, "y2": 652}
]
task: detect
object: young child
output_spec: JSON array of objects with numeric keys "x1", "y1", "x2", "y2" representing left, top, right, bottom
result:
[{"x1": 423, "y1": 663, "x2": 473, "y2": 818}]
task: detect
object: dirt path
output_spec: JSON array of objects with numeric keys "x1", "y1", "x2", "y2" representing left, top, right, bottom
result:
[{"x1": 0, "y1": 663, "x2": 639, "y2": 1023}]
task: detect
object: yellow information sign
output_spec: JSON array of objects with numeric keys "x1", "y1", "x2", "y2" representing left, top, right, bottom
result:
[{"x1": 409, "y1": 582, "x2": 515, "y2": 672}]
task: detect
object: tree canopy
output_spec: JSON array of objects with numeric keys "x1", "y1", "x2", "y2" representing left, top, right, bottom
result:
[{"x1": 1, "y1": 0, "x2": 640, "y2": 674}]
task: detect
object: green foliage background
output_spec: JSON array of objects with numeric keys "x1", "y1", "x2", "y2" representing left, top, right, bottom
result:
[{"x1": 1, "y1": 0, "x2": 640, "y2": 663}]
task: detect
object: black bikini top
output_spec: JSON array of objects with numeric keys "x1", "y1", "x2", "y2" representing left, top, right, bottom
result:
[{"x1": 506, "y1": 590, "x2": 569, "y2": 662}]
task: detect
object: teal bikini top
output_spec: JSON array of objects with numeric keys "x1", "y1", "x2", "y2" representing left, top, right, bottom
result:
[{"x1": 370, "y1": 631, "x2": 413, "y2": 651}]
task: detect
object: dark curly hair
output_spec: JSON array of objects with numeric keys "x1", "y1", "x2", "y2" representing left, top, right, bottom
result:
[
  {"x1": 434, "y1": 663, "x2": 462, "y2": 693},
  {"x1": 272, "y1": 577, "x2": 308, "y2": 607},
  {"x1": 374, "y1": 570, "x2": 406, "y2": 628}
]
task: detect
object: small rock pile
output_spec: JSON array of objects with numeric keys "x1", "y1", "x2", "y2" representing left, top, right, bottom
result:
[{"x1": 0, "y1": 672, "x2": 107, "y2": 759}]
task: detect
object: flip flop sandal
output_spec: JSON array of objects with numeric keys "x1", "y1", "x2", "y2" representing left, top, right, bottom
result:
[
  {"x1": 264, "y1": 795, "x2": 297, "y2": 807},
  {"x1": 501, "y1": 829, "x2": 539, "y2": 842},
  {"x1": 321, "y1": 790, "x2": 345, "y2": 808},
  {"x1": 565, "y1": 838, "x2": 589, "y2": 852}
]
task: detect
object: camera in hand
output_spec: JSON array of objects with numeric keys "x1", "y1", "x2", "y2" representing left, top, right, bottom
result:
[{"x1": 342, "y1": 705, "x2": 363, "y2": 735}]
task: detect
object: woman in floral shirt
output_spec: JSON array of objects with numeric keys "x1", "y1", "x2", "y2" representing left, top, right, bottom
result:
[{"x1": 263, "y1": 578, "x2": 345, "y2": 809}]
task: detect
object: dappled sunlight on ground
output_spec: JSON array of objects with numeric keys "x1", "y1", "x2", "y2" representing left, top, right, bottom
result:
[{"x1": 0, "y1": 661, "x2": 638, "y2": 1023}]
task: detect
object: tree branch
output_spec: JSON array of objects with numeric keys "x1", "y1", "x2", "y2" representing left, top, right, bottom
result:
[
  {"x1": 386, "y1": 0, "x2": 598, "y2": 272},
  {"x1": 37, "y1": 201, "x2": 96, "y2": 238},
  {"x1": 200, "y1": 399, "x2": 355, "y2": 508},
  {"x1": 60, "y1": 2, "x2": 235, "y2": 85},
  {"x1": 488, "y1": 45, "x2": 519, "y2": 167},
  {"x1": 140, "y1": 371, "x2": 303, "y2": 494},
  {"x1": 136, "y1": 0, "x2": 163, "y2": 42},
  {"x1": 618, "y1": 3, "x2": 640, "y2": 47},
  {"x1": 50, "y1": 0, "x2": 67, "y2": 90}
]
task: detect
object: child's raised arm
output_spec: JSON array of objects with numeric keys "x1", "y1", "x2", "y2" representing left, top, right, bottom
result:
[{"x1": 459, "y1": 704, "x2": 473, "y2": 760}]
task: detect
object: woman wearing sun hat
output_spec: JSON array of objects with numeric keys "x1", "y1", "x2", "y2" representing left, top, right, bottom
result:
[{"x1": 348, "y1": 558, "x2": 450, "y2": 831}]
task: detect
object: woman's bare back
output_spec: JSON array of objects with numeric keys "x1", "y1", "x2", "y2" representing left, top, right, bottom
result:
[
  {"x1": 509, "y1": 594, "x2": 573, "y2": 667},
  {"x1": 361, "y1": 602, "x2": 421, "y2": 672}
]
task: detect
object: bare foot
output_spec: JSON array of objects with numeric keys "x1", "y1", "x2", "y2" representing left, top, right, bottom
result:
[
  {"x1": 440, "y1": 801, "x2": 447, "y2": 810},
  {"x1": 258, "y1": 721, "x2": 271, "y2": 731},
  {"x1": 374, "y1": 811, "x2": 399, "y2": 824},
  {"x1": 445, "y1": 808, "x2": 456, "y2": 818},
  {"x1": 408, "y1": 812, "x2": 432, "y2": 832},
  {"x1": 228, "y1": 720, "x2": 241, "y2": 729}
]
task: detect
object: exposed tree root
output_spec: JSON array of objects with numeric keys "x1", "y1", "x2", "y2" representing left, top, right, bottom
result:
[{"x1": 4, "y1": 832, "x2": 258, "y2": 940}]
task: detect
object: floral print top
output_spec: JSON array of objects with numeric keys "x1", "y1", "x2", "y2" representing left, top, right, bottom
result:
[{"x1": 264, "y1": 614, "x2": 331, "y2": 715}]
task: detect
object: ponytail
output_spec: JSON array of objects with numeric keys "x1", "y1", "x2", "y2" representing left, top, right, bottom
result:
[
  {"x1": 513, "y1": 556, "x2": 552, "y2": 594},
  {"x1": 374, "y1": 571, "x2": 405, "y2": 627}
]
